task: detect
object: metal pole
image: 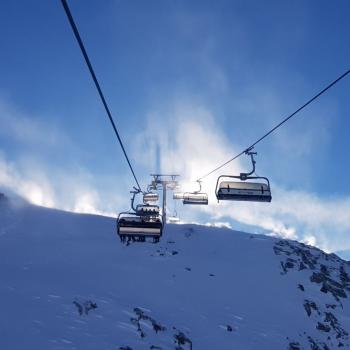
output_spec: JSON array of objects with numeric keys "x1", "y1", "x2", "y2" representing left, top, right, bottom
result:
[{"x1": 162, "y1": 182, "x2": 167, "y2": 224}]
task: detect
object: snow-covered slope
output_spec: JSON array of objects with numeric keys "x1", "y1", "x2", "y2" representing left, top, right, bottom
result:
[{"x1": 1, "y1": 193, "x2": 350, "y2": 350}]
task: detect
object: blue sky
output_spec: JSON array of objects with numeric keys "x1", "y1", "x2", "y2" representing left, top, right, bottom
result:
[{"x1": 0, "y1": 0, "x2": 350, "y2": 252}]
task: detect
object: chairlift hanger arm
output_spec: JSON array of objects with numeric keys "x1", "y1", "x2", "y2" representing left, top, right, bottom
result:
[
  {"x1": 240, "y1": 151, "x2": 256, "y2": 180},
  {"x1": 130, "y1": 189, "x2": 141, "y2": 212},
  {"x1": 195, "y1": 180, "x2": 202, "y2": 193}
]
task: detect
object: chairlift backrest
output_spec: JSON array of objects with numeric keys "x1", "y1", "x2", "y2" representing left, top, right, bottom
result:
[
  {"x1": 143, "y1": 192, "x2": 159, "y2": 202},
  {"x1": 173, "y1": 192, "x2": 184, "y2": 200},
  {"x1": 216, "y1": 176, "x2": 271, "y2": 203},
  {"x1": 183, "y1": 192, "x2": 208, "y2": 205},
  {"x1": 117, "y1": 212, "x2": 163, "y2": 239},
  {"x1": 219, "y1": 181, "x2": 270, "y2": 191},
  {"x1": 136, "y1": 204, "x2": 160, "y2": 216}
]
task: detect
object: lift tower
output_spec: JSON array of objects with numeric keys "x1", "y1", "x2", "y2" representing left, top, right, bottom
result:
[{"x1": 150, "y1": 174, "x2": 179, "y2": 224}]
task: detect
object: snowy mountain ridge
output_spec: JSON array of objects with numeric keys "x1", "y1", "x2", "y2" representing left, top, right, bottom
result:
[{"x1": 1, "y1": 192, "x2": 350, "y2": 350}]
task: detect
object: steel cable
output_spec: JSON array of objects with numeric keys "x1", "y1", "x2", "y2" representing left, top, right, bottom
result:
[
  {"x1": 197, "y1": 68, "x2": 350, "y2": 181},
  {"x1": 61, "y1": 0, "x2": 142, "y2": 191}
]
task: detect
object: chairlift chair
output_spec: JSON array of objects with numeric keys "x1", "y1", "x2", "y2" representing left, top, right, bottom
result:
[
  {"x1": 167, "y1": 181, "x2": 179, "y2": 190},
  {"x1": 143, "y1": 192, "x2": 159, "y2": 203},
  {"x1": 135, "y1": 203, "x2": 160, "y2": 216},
  {"x1": 167, "y1": 208, "x2": 180, "y2": 223},
  {"x1": 168, "y1": 216, "x2": 180, "y2": 223},
  {"x1": 117, "y1": 188, "x2": 163, "y2": 243},
  {"x1": 117, "y1": 212, "x2": 162, "y2": 243},
  {"x1": 172, "y1": 183, "x2": 184, "y2": 200},
  {"x1": 215, "y1": 150, "x2": 272, "y2": 203},
  {"x1": 173, "y1": 192, "x2": 184, "y2": 200},
  {"x1": 182, "y1": 181, "x2": 208, "y2": 205}
]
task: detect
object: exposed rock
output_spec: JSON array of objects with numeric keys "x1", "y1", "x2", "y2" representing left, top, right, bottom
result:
[
  {"x1": 131, "y1": 307, "x2": 166, "y2": 338},
  {"x1": 73, "y1": 301, "x2": 83, "y2": 315},
  {"x1": 274, "y1": 240, "x2": 331, "y2": 272},
  {"x1": 316, "y1": 322, "x2": 331, "y2": 332},
  {"x1": 304, "y1": 300, "x2": 319, "y2": 317},
  {"x1": 84, "y1": 300, "x2": 97, "y2": 314},
  {"x1": 280, "y1": 261, "x2": 288, "y2": 274},
  {"x1": 307, "y1": 336, "x2": 330, "y2": 350},
  {"x1": 339, "y1": 265, "x2": 350, "y2": 290},
  {"x1": 320, "y1": 264, "x2": 329, "y2": 276},
  {"x1": 324, "y1": 312, "x2": 348, "y2": 339},
  {"x1": 299, "y1": 261, "x2": 307, "y2": 270},
  {"x1": 289, "y1": 342, "x2": 301, "y2": 350},
  {"x1": 275, "y1": 240, "x2": 350, "y2": 349},
  {"x1": 310, "y1": 272, "x2": 347, "y2": 301},
  {"x1": 72, "y1": 299, "x2": 97, "y2": 315},
  {"x1": 152, "y1": 320, "x2": 166, "y2": 333},
  {"x1": 174, "y1": 330, "x2": 192, "y2": 349},
  {"x1": 280, "y1": 259, "x2": 297, "y2": 274}
]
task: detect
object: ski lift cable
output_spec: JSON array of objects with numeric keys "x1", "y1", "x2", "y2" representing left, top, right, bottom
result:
[
  {"x1": 60, "y1": 0, "x2": 142, "y2": 191},
  {"x1": 197, "y1": 68, "x2": 350, "y2": 182}
]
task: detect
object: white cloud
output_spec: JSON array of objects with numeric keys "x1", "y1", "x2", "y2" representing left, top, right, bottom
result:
[
  {"x1": 205, "y1": 221, "x2": 232, "y2": 229},
  {"x1": 1, "y1": 96, "x2": 348, "y2": 253},
  {"x1": 0, "y1": 101, "x2": 71, "y2": 148},
  {"x1": 0, "y1": 154, "x2": 56, "y2": 207},
  {"x1": 133, "y1": 102, "x2": 244, "y2": 184},
  {"x1": 302, "y1": 235, "x2": 318, "y2": 248},
  {"x1": 0, "y1": 99, "x2": 128, "y2": 217},
  {"x1": 207, "y1": 186, "x2": 350, "y2": 252},
  {"x1": 0, "y1": 153, "x2": 123, "y2": 217}
]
